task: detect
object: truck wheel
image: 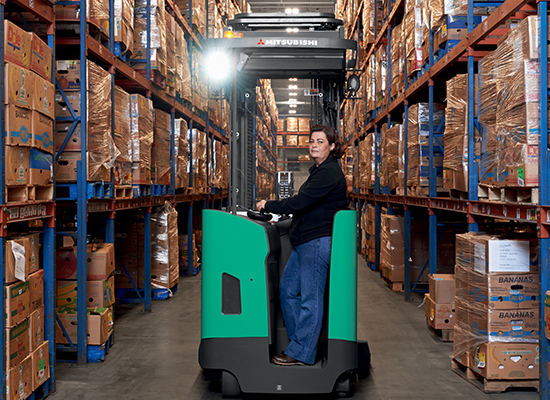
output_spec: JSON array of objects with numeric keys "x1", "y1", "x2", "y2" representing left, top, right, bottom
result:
[
  {"x1": 334, "y1": 372, "x2": 354, "y2": 398},
  {"x1": 222, "y1": 371, "x2": 241, "y2": 398}
]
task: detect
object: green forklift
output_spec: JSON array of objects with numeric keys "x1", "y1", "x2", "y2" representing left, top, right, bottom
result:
[{"x1": 199, "y1": 12, "x2": 370, "y2": 397}]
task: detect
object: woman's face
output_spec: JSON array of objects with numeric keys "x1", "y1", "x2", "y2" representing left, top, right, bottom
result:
[{"x1": 309, "y1": 131, "x2": 335, "y2": 166}]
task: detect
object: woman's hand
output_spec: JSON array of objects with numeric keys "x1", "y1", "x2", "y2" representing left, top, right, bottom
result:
[{"x1": 256, "y1": 200, "x2": 267, "y2": 211}]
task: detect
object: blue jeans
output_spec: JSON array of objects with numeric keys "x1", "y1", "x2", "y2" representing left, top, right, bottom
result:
[{"x1": 279, "y1": 236, "x2": 332, "y2": 365}]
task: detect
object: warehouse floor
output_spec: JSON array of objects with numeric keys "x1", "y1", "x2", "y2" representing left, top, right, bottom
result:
[{"x1": 55, "y1": 256, "x2": 539, "y2": 399}]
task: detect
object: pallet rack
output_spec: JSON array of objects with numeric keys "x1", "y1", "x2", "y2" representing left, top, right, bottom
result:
[
  {"x1": 51, "y1": 0, "x2": 229, "y2": 366},
  {"x1": 341, "y1": 0, "x2": 549, "y2": 394},
  {"x1": 0, "y1": 0, "x2": 56, "y2": 396}
]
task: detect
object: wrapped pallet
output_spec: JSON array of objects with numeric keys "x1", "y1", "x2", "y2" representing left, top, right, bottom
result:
[
  {"x1": 151, "y1": 202, "x2": 179, "y2": 289},
  {"x1": 478, "y1": 51, "x2": 498, "y2": 186},
  {"x1": 152, "y1": 109, "x2": 171, "y2": 185},
  {"x1": 375, "y1": 47, "x2": 388, "y2": 108},
  {"x1": 176, "y1": 24, "x2": 192, "y2": 102},
  {"x1": 390, "y1": 22, "x2": 404, "y2": 95},
  {"x1": 114, "y1": 86, "x2": 132, "y2": 185},
  {"x1": 380, "y1": 214, "x2": 405, "y2": 283},
  {"x1": 174, "y1": 118, "x2": 189, "y2": 190},
  {"x1": 114, "y1": 0, "x2": 134, "y2": 54},
  {"x1": 286, "y1": 117, "x2": 298, "y2": 132},
  {"x1": 382, "y1": 124, "x2": 403, "y2": 192},
  {"x1": 404, "y1": 0, "x2": 424, "y2": 74},
  {"x1": 132, "y1": 0, "x2": 166, "y2": 70},
  {"x1": 130, "y1": 93, "x2": 154, "y2": 184},
  {"x1": 359, "y1": 133, "x2": 374, "y2": 191},
  {"x1": 366, "y1": 55, "x2": 376, "y2": 113}
]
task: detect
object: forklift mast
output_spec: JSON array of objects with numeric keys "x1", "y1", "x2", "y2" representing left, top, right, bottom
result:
[{"x1": 205, "y1": 13, "x2": 358, "y2": 213}]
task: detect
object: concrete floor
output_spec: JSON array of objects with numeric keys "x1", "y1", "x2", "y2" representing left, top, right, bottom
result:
[{"x1": 54, "y1": 256, "x2": 539, "y2": 399}]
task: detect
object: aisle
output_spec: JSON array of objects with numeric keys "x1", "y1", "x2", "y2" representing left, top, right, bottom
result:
[{"x1": 54, "y1": 256, "x2": 539, "y2": 399}]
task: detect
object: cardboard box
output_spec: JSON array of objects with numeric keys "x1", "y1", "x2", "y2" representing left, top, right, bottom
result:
[
  {"x1": 470, "y1": 342, "x2": 539, "y2": 379},
  {"x1": 7, "y1": 318, "x2": 30, "y2": 368},
  {"x1": 55, "y1": 121, "x2": 82, "y2": 151},
  {"x1": 30, "y1": 33, "x2": 52, "y2": 81},
  {"x1": 5, "y1": 280, "x2": 30, "y2": 327},
  {"x1": 55, "y1": 151, "x2": 111, "y2": 182},
  {"x1": 32, "y1": 74, "x2": 55, "y2": 118},
  {"x1": 4, "y1": 20, "x2": 32, "y2": 69},
  {"x1": 56, "y1": 246, "x2": 78, "y2": 279},
  {"x1": 32, "y1": 341, "x2": 49, "y2": 391},
  {"x1": 29, "y1": 306, "x2": 44, "y2": 351},
  {"x1": 29, "y1": 148, "x2": 53, "y2": 186},
  {"x1": 31, "y1": 111, "x2": 54, "y2": 153},
  {"x1": 55, "y1": 307, "x2": 110, "y2": 345},
  {"x1": 29, "y1": 269, "x2": 44, "y2": 312},
  {"x1": 132, "y1": 164, "x2": 151, "y2": 185},
  {"x1": 5, "y1": 144, "x2": 30, "y2": 186},
  {"x1": 5, "y1": 105, "x2": 32, "y2": 146},
  {"x1": 55, "y1": 91, "x2": 81, "y2": 117},
  {"x1": 468, "y1": 272, "x2": 539, "y2": 310},
  {"x1": 20, "y1": 233, "x2": 40, "y2": 274},
  {"x1": 56, "y1": 243, "x2": 115, "y2": 280},
  {"x1": 6, "y1": 353, "x2": 32, "y2": 400},
  {"x1": 56, "y1": 276, "x2": 115, "y2": 309},
  {"x1": 6, "y1": 237, "x2": 32, "y2": 284},
  {"x1": 56, "y1": 60, "x2": 81, "y2": 91},
  {"x1": 425, "y1": 294, "x2": 455, "y2": 330},
  {"x1": 469, "y1": 306, "x2": 539, "y2": 340},
  {"x1": 4, "y1": 62, "x2": 34, "y2": 109},
  {"x1": 114, "y1": 268, "x2": 143, "y2": 289},
  {"x1": 429, "y1": 274, "x2": 455, "y2": 304}
]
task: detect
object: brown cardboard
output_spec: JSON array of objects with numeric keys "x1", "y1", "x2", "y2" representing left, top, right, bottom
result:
[
  {"x1": 6, "y1": 237, "x2": 32, "y2": 284},
  {"x1": 55, "y1": 122, "x2": 82, "y2": 151},
  {"x1": 29, "y1": 306, "x2": 44, "y2": 351},
  {"x1": 56, "y1": 276, "x2": 115, "y2": 309},
  {"x1": 4, "y1": 62, "x2": 34, "y2": 109},
  {"x1": 55, "y1": 246, "x2": 78, "y2": 280},
  {"x1": 5, "y1": 280, "x2": 30, "y2": 327},
  {"x1": 29, "y1": 148, "x2": 53, "y2": 186},
  {"x1": 424, "y1": 294, "x2": 455, "y2": 330},
  {"x1": 30, "y1": 33, "x2": 52, "y2": 81},
  {"x1": 5, "y1": 144, "x2": 30, "y2": 186},
  {"x1": 468, "y1": 306, "x2": 539, "y2": 340},
  {"x1": 56, "y1": 151, "x2": 111, "y2": 182},
  {"x1": 32, "y1": 74, "x2": 55, "y2": 118},
  {"x1": 6, "y1": 353, "x2": 32, "y2": 400},
  {"x1": 29, "y1": 269, "x2": 44, "y2": 312},
  {"x1": 31, "y1": 111, "x2": 54, "y2": 153},
  {"x1": 429, "y1": 274, "x2": 455, "y2": 304},
  {"x1": 469, "y1": 272, "x2": 539, "y2": 310},
  {"x1": 7, "y1": 318, "x2": 30, "y2": 368},
  {"x1": 87, "y1": 243, "x2": 115, "y2": 280},
  {"x1": 114, "y1": 268, "x2": 143, "y2": 289},
  {"x1": 4, "y1": 20, "x2": 32, "y2": 69},
  {"x1": 470, "y1": 342, "x2": 539, "y2": 379},
  {"x1": 56, "y1": 60, "x2": 81, "y2": 91},
  {"x1": 55, "y1": 307, "x2": 110, "y2": 345},
  {"x1": 54, "y1": 91, "x2": 81, "y2": 117},
  {"x1": 5, "y1": 105, "x2": 32, "y2": 146},
  {"x1": 32, "y1": 341, "x2": 49, "y2": 391}
]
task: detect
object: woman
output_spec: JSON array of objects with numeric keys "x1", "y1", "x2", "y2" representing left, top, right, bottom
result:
[{"x1": 256, "y1": 124, "x2": 347, "y2": 366}]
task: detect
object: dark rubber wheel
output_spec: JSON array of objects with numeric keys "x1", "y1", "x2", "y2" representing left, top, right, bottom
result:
[
  {"x1": 222, "y1": 371, "x2": 241, "y2": 398},
  {"x1": 334, "y1": 371, "x2": 354, "y2": 398}
]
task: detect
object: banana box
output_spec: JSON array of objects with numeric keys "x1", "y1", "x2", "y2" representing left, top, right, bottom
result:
[
  {"x1": 31, "y1": 111, "x2": 54, "y2": 153},
  {"x1": 4, "y1": 62, "x2": 34, "y2": 109},
  {"x1": 32, "y1": 75, "x2": 55, "y2": 118},
  {"x1": 5, "y1": 105, "x2": 32, "y2": 146},
  {"x1": 55, "y1": 122, "x2": 82, "y2": 151},
  {"x1": 32, "y1": 341, "x2": 49, "y2": 391},
  {"x1": 6, "y1": 353, "x2": 32, "y2": 400},
  {"x1": 29, "y1": 306, "x2": 44, "y2": 351},
  {"x1": 4, "y1": 20, "x2": 31, "y2": 69},
  {"x1": 5, "y1": 145, "x2": 30, "y2": 186},
  {"x1": 470, "y1": 342, "x2": 539, "y2": 379},
  {"x1": 29, "y1": 148, "x2": 53, "y2": 186},
  {"x1": 30, "y1": 33, "x2": 52, "y2": 81}
]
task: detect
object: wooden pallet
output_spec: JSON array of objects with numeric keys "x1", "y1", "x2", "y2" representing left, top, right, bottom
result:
[
  {"x1": 115, "y1": 185, "x2": 133, "y2": 199},
  {"x1": 477, "y1": 184, "x2": 539, "y2": 204},
  {"x1": 427, "y1": 321, "x2": 454, "y2": 342},
  {"x1": 381, "y1": 275, "x2": 404, "y2": 292},
  {"x1": 451, "y1": 359, "x2": 539, "y2": 394}
]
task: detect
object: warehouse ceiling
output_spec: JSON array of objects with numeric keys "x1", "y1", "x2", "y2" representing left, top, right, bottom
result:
[{"x1": 248, "y1": 0, "x2": 336, "y2": 13}]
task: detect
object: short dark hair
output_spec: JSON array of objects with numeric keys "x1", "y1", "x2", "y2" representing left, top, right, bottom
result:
[{"x1": 309, "y1": 124, "x2": 343, "y2": 159}]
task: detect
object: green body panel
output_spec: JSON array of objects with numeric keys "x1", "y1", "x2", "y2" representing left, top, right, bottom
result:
[
  {"x1": 328, "y1": 210, "x2": 358, "y2": 341},
  {"x1": 201, "y1": 210, "x2": 269, "y2": 339}
]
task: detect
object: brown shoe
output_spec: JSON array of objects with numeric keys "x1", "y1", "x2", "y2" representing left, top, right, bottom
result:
[{"x1": 271, "y1": 353, "x2": 305, "y2": 366}]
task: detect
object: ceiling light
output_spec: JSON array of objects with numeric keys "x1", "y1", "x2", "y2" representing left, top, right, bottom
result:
[
  {"x1": 292, "y1": 28, "x2": 299, "y2": 32},
  {"x1": 285, "y1": 8, "x2": 292, "y2": 13},
  {"x1": 289, "y1": 92, "x2": 297, "y2": 96},
  {"x1": 289, "y1": 104, "x2": 297, "y2": 108},
  {"x1": 288, "y1": 85, "x2": 297, "y2": 89},
  {"x1": 292, "y1": 8, "x2": 299, "y2": 13},
  {"x1": 286, "y1": 27, "x2": 292, "y2": 33},
  {"x1": 289, "y1": 110, "x2": 296, "y2": 114},
  {"x1": 289, "y1": 78, "x2": 297, "y2": 81}
]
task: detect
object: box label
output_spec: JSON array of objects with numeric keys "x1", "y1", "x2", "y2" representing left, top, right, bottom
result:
[{"x1": 488, "y1": 241, "x2": 530, "y2": 273}]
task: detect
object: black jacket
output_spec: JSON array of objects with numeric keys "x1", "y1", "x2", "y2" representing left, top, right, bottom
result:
[{"x1": 265, "y1": 156, "x2": 347, "y2": 246}]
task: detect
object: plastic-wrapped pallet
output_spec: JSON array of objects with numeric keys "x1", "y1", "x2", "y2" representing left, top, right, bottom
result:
[
  {"x1": 404, "y1": 0, "x2": 424, "y2": 74},
  {"x1": 478, "y1": 51, "x2": 498, "y2": 186},
  {"x1": 382, "y1": 124, "x2": 403, "y2": 192},
  {"x1": 286, "y1": 117, "x2": 298, "y2": 132},
  {"x1": 114, "y1": 85, "x2": 132, "y2": 185},
  {"x1": 151, "y1": 202, "x2": 179, "y2": 290},
  {"x1": 375, "y1": 46, "x2": 387, "y2": 108},
  {"x1": 130, "y1": 93, "x2": 154, "y2": 184},
  {"x1": 390, "y1": 22, "x2": 404, "y2": 95},
  {"x1": 133, "y1": 0, "x2": 166, "y2": 69},
  {"x1": 176, "y1": 24, "x2": 192, "y2": 102},
  {"x1": 152, "y1": 109, "x2": 171, "y2": 185},
  {"x1": 359, "y1": 134, "x2": 374, "y2": 190},
  {"x1": 174, "y1": 118, "x2": 189, "y2": 190},
  {"x1": 380, "y1": 214, "x2": 405, "y2": 283},
  {"x1": 114, "y1": 0, "x2": 134, "y2": 53}
]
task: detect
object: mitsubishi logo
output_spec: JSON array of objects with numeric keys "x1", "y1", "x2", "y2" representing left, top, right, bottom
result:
[{"x1": 257, "y1": 39, "x2": 265, "y2": 45}]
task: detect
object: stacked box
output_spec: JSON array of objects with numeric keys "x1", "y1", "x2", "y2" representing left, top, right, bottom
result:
[
  {"x1": 342, "y1": 145, "x2": 355, "y2": 189},
  {"x1": 375, "y1": 46, "x2": 388, "y2": 108},
  {"x1": 165, "y1": 14, "x2": 177, "y2": 96},
  {"x1": 298, "y1": 118, "x2": 310, "y2": 132},
  {"x1": 175, "y1": 118, "x2": 189, "y2": 190},
  {"x1": 152, "y1": 203, "x2": 179, "y2": 289},
  {"x1": 114, "y1": 0, "x2": 134, "y2": 54},
  {"x1": 152, "y1": 109, "x2": 171, "y2": 185},
  {"x1": 176, "y1": 23, "x2": 192, "y2": 101},
  {"x1": 425, "y1": 274, "x2": 455, "y2": 331},
  {"x1": 390, "y1": 22, "x2": 405, "y2": 95},
  {"x1": 55, "y1": 0, "x2": 110, "y2": 35},
  {"x1": 55, "y1": 60, "x2": 115, "y2": 182},
  {"x1": 362, "y1": 0, "x2": 384, "y2": 45},
  {"x1": 380, "y1": 214, "x2": 405, "y2": 282},
  {"x1": 179, "y1": 233, "x2": 199, "y2": 271},
  {"x1": 365, "y1": 55, "x2": 376, "y2": 112},
  {"x1": 407, "y1": 103, "x2": 445, "y2": 191},
  {"x1": 130, "y1": 93, "x2": 154, "y2": 184},
  {"x1": 114, "y1": 85, "x2": 132, "y2": 185},
  {"x1": 286, "y1": 117, "x2": 298, "y2": 132},
  {"x1": 478, "y1": 51, "x2": 498, "y2": 185},
  {"x1": 381, "y1": 124, "x2": 403, "y2": 192},
  {"x1": 212, "y1": 140, "x2": 228, "y2": 189},
  {"x1": 56, "y1": 307, "x2": 112, "y2": 346},
  {"x1": 359, "y1": 134, "x2": 374, "y2": 190},
  {"x1": 453, "y1": 233, "x2": 539, "y2": 379},
  {"x1": 132, "y1": 0, "x2": 166, "y2": 70},
  {"x1": 404, "y1": 0, "x2": 424, "y2": 74},
  {"x1": 188, "y1": 129, "x2": 207, "y2": 190}
]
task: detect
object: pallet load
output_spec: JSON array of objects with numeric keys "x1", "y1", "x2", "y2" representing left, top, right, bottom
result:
[
  {"x1": 375, "y1": 46, "x2": 387, "y2": 108},
  {"x1": 174, "y1": 118, "x2": 190, "y2": 191},
  {"x1": 358, "y1": 133, "x2": 374, "y2": 192},
  {"x1": 404, "y1": 0, "x2": 424, "y2": 77},
  {"x1": 365, "y1": 55, "x2": 376, "y2": 113},
  {"x1": 188, "y1": 129, "x2": 207, "y2": 191},
  {"x1": 390, "y1": 21, "x2": 404, "y2": 96},
  {"x1": 407, "y1": 103, "x2": 445, "y2": 196},
  {"x1": 55, "y1": 60, "x2": 117, "y2": 183},
  {"x1": 152, "y1": 109, "x2": 172, "y2": 185},
  {"x1": 55, "y1": 243, "x2": 115, "y2": 348},
  {"x1": 151, "y1": 202, "x2": 179, "y2": 290},
  {"x1": 380, "y1": 214, "x2": 406, "y2": 290},
  {"x1": 130, "y1": 93, "x2": 154, "y2": 186},
  {"x1": 361, "y1": 0, "x2": 383, "y2": 46},
  {"x1": 55, "y1": 0, "x2": 110, "y2": 38},
  {"x1": 179, "y1": 233, "x2": 200, "y2": 272},
  {"x1": 176, "y1": 21, "x2": 191, "y2": 102},
  {"x1": 452, "y1": 233, "x2": 540, "y2": 392},
  {"x1": 114, "y1": 86, "x2": 133, "y2": 188},
  {"x1": 425, "y1": 274, "x2": 455, "y2": 341},
  {"x1": 380, "y1": 123, "x2": 403, "y2": 193},
  {"x1": 114, "y1": 0, "x2": 134, "y2": 56}
]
